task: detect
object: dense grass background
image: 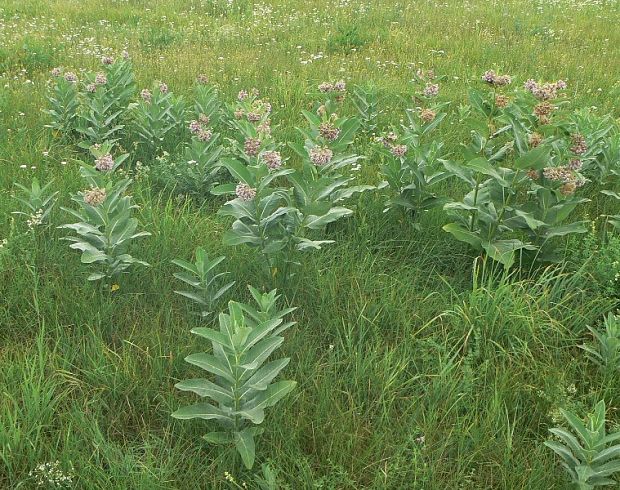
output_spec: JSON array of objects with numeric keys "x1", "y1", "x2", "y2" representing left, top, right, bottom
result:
[{"x1": 1, "y1": 0, "x2": 620, "y2": 488}]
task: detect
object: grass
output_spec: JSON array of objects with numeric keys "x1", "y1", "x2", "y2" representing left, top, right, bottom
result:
[{"x1": 1, "y1": 0, "x2": 620, "y2": 488}]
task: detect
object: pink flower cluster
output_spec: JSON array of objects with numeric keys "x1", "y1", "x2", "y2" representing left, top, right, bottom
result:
[
  {"x1": 95, "y1": 154, "x2": 114, "y2": 172},
  {"x1": 261, "y1": 151, "x2": 282, "y2": 170},
  {"x1": 482, "y1": 70, "x2": 512, "y2": 87},
  {"x1": 188, "y1": 114, "x2": 212, "y2": 141},
  {"x1": 309, "y1": 146, "x2": 333, "y2": 166},
  {"x1": 235, "y1": 183, "x2": 256, "y2": 201},
  {"x1": 524, "y1": 79, "x2": 567, "y2": 100}
]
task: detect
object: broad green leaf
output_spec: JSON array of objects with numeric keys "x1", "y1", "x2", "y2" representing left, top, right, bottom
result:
[
  {"x1": 442, "y1": 223, "x2": 482, "y2": 249},
  {"x1": 240, "y1": 337, "x2": 283, "y2": 371},
  {"x1": 482, "y1": 239, "x2": 534, "y2": 268},
  {"x1": 185, "y1": 353, "x2": 235, "y2": 382},
  {"x1": 234, "y1": 429, "x2": 256, "y2": 469},
  {"x1": 543, "y1": 440, "x2": 580, "y2": 468},
  {"x1": 514, "y1": 145, "x2": 551, "y2": 170},
  {"x1": 240, "y1": 358, "x2": 290, "y2": 396},
  {"x1": 203, "y1": 432, "x2": 232, "y2": 445},
  {"x1": 175, "y1": 378, "x2": 233, "y2": 405},
  {"x1": 236, "y1": 407, "x2": 265, "y2": 424},
  {"x1": 544, "y1": 222, "x2": 588, "y2": 239},
  {"x1": 223, "y1": 159, "x2": 253, "y2": 185},
  {"x1": 80, "y1": 248, "x2": 107, "y2": 264},
  {"x1": 171, "y1": 402, "x2": 232, "y2": 422},
  {"x1": 466, "y1": 157, "x2": 508, "y2": 186},
  {"x1": 305, "y1": 207, "x2": 353, "y2": 229},
  {"x1": 190, "y1": 327, "x2": 230, "y2": 348},
  {"x1": 246, "y1": 380, "x2": 296, "y2": 411}
]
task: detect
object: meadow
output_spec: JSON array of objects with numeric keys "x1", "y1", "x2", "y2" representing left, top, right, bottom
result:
[{"x1": 1, "y1": 0, "x2": 620, "y2": 488}]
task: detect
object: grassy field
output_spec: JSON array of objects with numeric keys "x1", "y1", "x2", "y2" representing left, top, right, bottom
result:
[{"x1": 1, "y1": 0, "x2": 620, "y2": 488}]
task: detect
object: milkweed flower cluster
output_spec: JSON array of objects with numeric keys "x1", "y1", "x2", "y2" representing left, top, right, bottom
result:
[
  {"x1": 379, "y1": 132, "x2": 398, "y2": 148},
  {"x1": 234, "y1": 89, "x2": 272, "y2": 124},
  {"x1": 95, "y1": 154, "x2": 114, "y2": 172},
  {"x1": 319, "y1": 121, "x2": 340, "y2": 141},
  {"x1": 420, "y1": 108, "x2": 437, "y2": 122},
  {"x1": 261, "y1": 150, "x2": 282, "y2": 170},
  {"x1": 524, "y1": 79, "x2": 567, "y2": 100},
  {"x1": 390, "y1": 144, "x2": 408, "y2": 157},
  {"x1": 140, "y1": 88, "x2": 152, "y2": 103},
  {"x1": 539, "y1": 165, "x2": 586, "y2": 195},
  {"x1": 95, "y1": 72, "x2": 107, "y2": 85},
  {"x1": 423, "y1": 83, "x2": 439, "y2": 97},
  {"x1": 84, "y1": 187, "x2": 107, "y2": 206},
  {"x1": 235, "y1": 183, "x2": 256, "y2": 201},
  {"x1": 64, "y1": 72, "x2": 78, "y2": 83},
  {"x1": 257, "y1": 120, "x2": 271, "y2": 136},
  {"x1": 101, "y1": 56, "x2": 114, "y2": 65},
  {"x1": 51, "y1": 67, "x2": 62, "y2": 77},
  {"x1": 567, "y1": 158, "x2": 583, "y2": 171},
  {"x1": 318, "y1": 80, "x2": 346, "y2": 93},
  {"x1": 318, "y1": 80, "x2": 347, "y2": 102},
  {"x1": 495, "y1": 95, "x2": 510, "y2": 108},
  {"x1": 571, "y1": 133, "x2": 587, "y2": 155},
  {"x1": 416, "y1": 68, "x2": 436, "y2": 80},
  {"x1": 196, "y1": 74, "x2": 209, "y2": 85},
  {"x1": 244, "y1": 137, "x2": 261, "y2": 156},
  {"x1": 482, "y1": 70, "x2": 512, "y2": 87},
  {"x1": 378, "y1": 132, "x2": 407, "y2": 157},
  {"x1": 529, "y1": 132, "x2": 543, "y2": 147},
  {"x1": 188, "y1": 114, "x2": 212, "y2": 141},
  {"x1": 534, "y1": 101, "x2": 554, "y2": 124},
  {"x1": 309, "y1": 146, "x2": 333, "y2": 166},
  {"x1": 159, "y1": 82, "x2": 169, "y2": 94}
]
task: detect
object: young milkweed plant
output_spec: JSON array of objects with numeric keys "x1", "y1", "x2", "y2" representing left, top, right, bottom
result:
[
  {"x1": 580, "y1": 313, "x2": 620, "y2": 374},
  {"x1": 12, "y1": 177, "x2": 59, "y2": 229},
  {"x1": 172, "y1": 287, "x2": 297, "y2": 469},
  {"x1": 545, "y1": 400, "x2": 620, "y2": 489},
  {"x1": 172, "y1": 247, "x2": 235, "y2": 319}
]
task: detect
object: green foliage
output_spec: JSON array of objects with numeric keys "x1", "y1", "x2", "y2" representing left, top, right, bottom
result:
[
  {"x1": 139, "y1": 26, "x2": 180, "y2": 50},
  {"x1": 570, "y1": 220, "x2": 620, "y2": 297},
  {"x1": 215, "y1": 155, "x2": 359, "y2": 281},
  {"x1": 379, "y1": 102, "x2": 450, "y2": 224},
  {"x1": 172, "y1": 287, "x2": 297, "y2": 469},
  {"x1": 350, "y1": 83, "x2": 381, "y2": 134},
  {"x1": 441, "y1": 83, "x2": 603, "y2": 267},
  {"x1": 581, "y1": 313, "x2": 620, "y2": 373},
  {"x1": 602, "y1": 190, "x2": 620, "y2": 232},
  {"x1": 151, "y1": 132, "x2": 227, "y2": 198},
  {"x1": 327, "y1": 23, "x2": 369, "y2": 53},
  {"x1": 4, "y1": 2, "x2": 620, "y2": 487},
  {"x1": 545, "y1": 400, "x2": 620, "y2": 489},
  {"x1": 12, "y1": 177, "x2": 58, "y2": 226},
  {"x1": 131, "y1": 81, "x2": 186, "y2": 157},
  {"x1": 45, "y1": 74, "x2": 80, "y2": 135},
  {"x1": 172, "y1": 247, "x2": 235, "y2": 319},
  {"x1": 59, "y1": 157, "x2": 150, "y2": 282},
  {"x1": 193, "y1": 82, "x2": 224, "y2": 130}
]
